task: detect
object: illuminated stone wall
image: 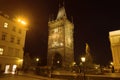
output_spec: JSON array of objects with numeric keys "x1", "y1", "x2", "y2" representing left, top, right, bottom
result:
[
  {"x1": 109, "y1": 30, "x2": 120, "y2": 71},
  {"x1": 0, "y1": 14, "x2": 27, "y2": 73},
  {"x1": 47, "y1": 6, "x2": 74, "y2": 67}
]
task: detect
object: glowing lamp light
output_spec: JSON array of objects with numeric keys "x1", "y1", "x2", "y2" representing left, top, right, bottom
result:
[
  {"x1": 36, "y1": 58, "x2": 39, "y2": 62},
  {"x1": 19, "y1": 59, "x2": 23, "y2": 62},
  {"x1": 18, "y1": 59, "x2": 23, "y2": 63},
  {"x1": 17, "y1": 18, "x2": 27, "y2": 25},
  {"x1": 18, "y1": 19, "x2": 21, "y2": 22},
  {"x1": 57, "y1": 61, "x2": 60, "y2": 63},
  {"x1": 81, "y1": 57, "x2": 86, "y2": 62},
  {"x1": 72, "y1": 62, "x2": 76, "y2": 66},
  {"x1": 60, "y1": 43, "x2": 63, "y2": 46},
  {"x1": 110, "y1": 62, "x2": 113, "y2": 65},
  {"x1": 21, "y1": 20, "x2": 26, "y2": 25}
]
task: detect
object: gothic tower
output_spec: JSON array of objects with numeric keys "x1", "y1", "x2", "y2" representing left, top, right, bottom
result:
[{"x1": 47, "y1": 6, "x2": 74, "y2": 68}]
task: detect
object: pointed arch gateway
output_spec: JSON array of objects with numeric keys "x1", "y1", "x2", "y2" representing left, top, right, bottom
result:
[
  {"x1": 47, "y1": 4, "x2": 74, "y2": 68},
  {"x1": 53, "y1": 52, "x2": 62, "y2": 67}
]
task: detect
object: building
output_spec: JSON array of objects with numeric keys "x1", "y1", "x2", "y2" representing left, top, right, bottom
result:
[
  {"x1": 47, "y1": 6, "x2": 74, "y2": 68},
  {"x1": 109, "y1": 30, "x2": 120, "y2": 71},
  {"x1": 0, "y1": 13, "x2": 27, "y2": 74}
]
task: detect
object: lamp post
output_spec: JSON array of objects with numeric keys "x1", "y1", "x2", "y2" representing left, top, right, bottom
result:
[
  {"x1": 110, "y1": 62, "x2": 114, "y2": 73},
  {"x1": 35, "y1": 58, "x2": 39, "y2": 66},
  {"x1": 81, "y1": 57, "x2": 86, "y2": 80},
  {"x1": 36, "y1": 58, "x2": 39, "y2": 62}
]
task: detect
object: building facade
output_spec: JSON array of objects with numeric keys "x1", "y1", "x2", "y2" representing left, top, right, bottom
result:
[
  {"x1": 47, "y1": 6, "x2": 74, "y2": 68},
  {"x1": 109, "y1": 30, "x2": 120, "y2": 71},
  {"x1": 0, "y1": 14, "x2": 27, "y2": 74}
]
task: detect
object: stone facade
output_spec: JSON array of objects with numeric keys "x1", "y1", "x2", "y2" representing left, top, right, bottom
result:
[
  {"x1": 109, "y1": 30, "x2": 120, "y2": 71},
  {"x1": 0, "y1": 14, "x2": 27, "y2": 74},
  {"x1": 47, "y1": 6, "x2": 74, "y2": 68}
]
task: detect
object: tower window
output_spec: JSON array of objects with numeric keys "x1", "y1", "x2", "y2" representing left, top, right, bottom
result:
[{"x1": 54, "y1": 28, "x2": 58, "y2": 33}]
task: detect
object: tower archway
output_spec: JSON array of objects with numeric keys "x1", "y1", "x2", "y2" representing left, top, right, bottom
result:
[{"x1": 53, "y1": 52, "x2": 62, "y2": 68}]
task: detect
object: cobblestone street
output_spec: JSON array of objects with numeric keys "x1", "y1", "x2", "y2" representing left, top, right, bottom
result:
[{"x1": 0, "y1": 75, "x2": 42, "y2": 80}]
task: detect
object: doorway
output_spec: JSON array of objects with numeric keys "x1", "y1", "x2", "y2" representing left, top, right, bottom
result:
[{"x1": 53, "y1": 52, "x2": 62, "y2": 68}]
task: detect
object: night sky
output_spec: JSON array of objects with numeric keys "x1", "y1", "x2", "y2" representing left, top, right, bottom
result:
[{"x1": 0, "y1": 0, "x2": 120, "y2": 66}]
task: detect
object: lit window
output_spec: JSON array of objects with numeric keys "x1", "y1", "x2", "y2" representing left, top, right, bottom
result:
[
  {"x1": 5, "y1": 65, "x2": 10, "y2": 74},
  {"x1": 4, "y1": 22, "x2": 8, "y2": 28},
  {"x1": 68, "y1": 38, "x2": 71, "y2": 44},
  {"x1": 12, "y1": 65, "x2": 17, "y2": 74},
  {"x1": 0, "y1": 48, "x2": 4, "y2": 55}
]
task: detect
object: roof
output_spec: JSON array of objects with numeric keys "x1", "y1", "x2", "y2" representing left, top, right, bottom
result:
[{"x1": 56, "y1": 6, "x2": 67, "y2": 19}]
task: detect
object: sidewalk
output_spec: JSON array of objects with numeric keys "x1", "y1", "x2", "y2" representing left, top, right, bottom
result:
[{"x1": 18, "y1": 71, "x2": 67, "y2": 80}]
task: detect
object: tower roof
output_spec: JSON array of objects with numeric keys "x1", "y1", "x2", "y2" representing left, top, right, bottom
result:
[{"x1": 56, "y1": 6, "x2": 67, "y2": 19}]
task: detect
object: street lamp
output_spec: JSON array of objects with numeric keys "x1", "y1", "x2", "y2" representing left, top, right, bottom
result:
[
  {"x1": 16, "y1": 17, "x2": 28, "y2": 30},
  {"x1": 72, "y1": 62, "x2": 76, "y2": 66},
  {"x1": 35, "y1": 58, "x2": 40, "y2": 67},
  {"x1": 110, "y1": 62, "x2": 113, "y2": 65},
  {"x1": 81, "y1": 57, "x2": 86, "y2": 62},
  {"x1": 17, "y1": 18, "x2": 27, "y2": 25},
  {"x1": 57, "y1": 60, "x2": 60, "y2": 64},
  {"x1": 81, "y1": 57, "x2": 86, "y2": 80},
  {"x1": 36, "y1": 58, "x2": 39, "y2": 62},
  {"x1": 110, "y1": 62, "x2": 114, "y2": 73}
]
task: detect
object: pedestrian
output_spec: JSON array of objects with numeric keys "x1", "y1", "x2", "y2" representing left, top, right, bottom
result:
[
  {"x1": 111, "y1": 66, "x2": 115, "y2": 73},
  {"x1": 15, "y1": 67, "x2": 18, "y2": 75},
  {"x1": 15, "y1": 67, "x2": 20, "y2": 75}
]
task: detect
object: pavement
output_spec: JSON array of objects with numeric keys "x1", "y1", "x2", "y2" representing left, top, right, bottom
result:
[
  {"x1": 17, "y1": 71, "x2": 67, "y2": 80},
  {"x1": 1, "y1": 70, "x2": 120, "y2": 80},
  {"x1": 52, "y1": 70, "x2": 120, "y2": 79}
]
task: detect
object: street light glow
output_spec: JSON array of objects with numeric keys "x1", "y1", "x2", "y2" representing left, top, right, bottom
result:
[
  {"x1": 19, "y1": 59, "x2": 23, "y2": 62},
  {"x1": 36, "y1": 58, "x2": 39, "y2": 62},
  {"x1": 17, "y1": 18, "x2": 27, "y2": 25},
  {"x1": 18, "y1": 19, "x2": 21, "y2": 22},
  {"x1": 110, "y1": 62, "x2": 113, "y2": 65},
  {"x1": 21, "y1": 20, "x2": 26, "y2": 25},
  {"x1": 81, "y1": 57, "x2": 86, "y2": 62},
  {"x1": 57, "y1": 61, "x2": 60, "y2": 63}
]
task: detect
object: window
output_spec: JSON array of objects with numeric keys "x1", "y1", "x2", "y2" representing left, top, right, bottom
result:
[
  {"x1": 17, "y1": 39, "x2": 20, "y2": 44},
  {"x1": 12, "y1": 65, "x2": 17, "y2": 74},
  {"x1": 1, "y1": 33, "x2": 7, "y2": 41},
  {"x1": 5, "y1": 65, "x2": 10, "y2": 74},
  {"x1": 0, "y1": 48, "x2": 4, "y2": 55},
  {"x1": 15, "y1": 49, "x2": 19, "y2": 57},
  {"x1": 18, "y1": 29, "x2": 22, "y2": 34},
  {"x1": 8, "y1": 47, "x2": 13, "y2": 56},
  {"x1": 10, "y1": 36, "x2": 15, "y2": 43},
  {"x1": 12, "y1": 26, "x2": 16, "y2": 32},
  {"x1": 4, "y1": 22, "x2": 8, "y2": 28}
]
